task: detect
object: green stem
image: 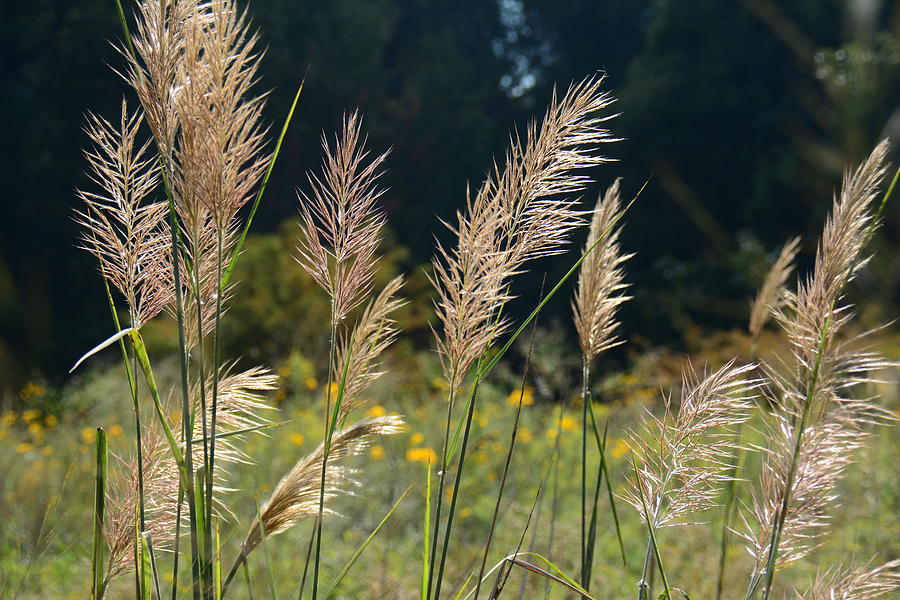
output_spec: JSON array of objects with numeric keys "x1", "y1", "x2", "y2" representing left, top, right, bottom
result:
[
  {"x1": 580, "y1": 358, "x2": 589, "y2": 588},
  {"x1": 206, "y1": 228, "x2": 225, "y2": 594},
  {"x1": 757, "y1": 322, "x2": 830, "y2": 600},
  {"x1": 426, "y1": 384, "x2": 457, "y2": 600},
  {"x1": 632, "y1": 454, "x2": 672, "y2": 600},
  {"x1": 311, "y1": 310, "x2": 339, "y2": 600},
  {"x1": 475, "y1": 313, "x2": 539, "y2": 600},
  {"x1": 90, "y1": 428, "x2": 108, "y2": 600},
  {"x1": 433, "y1": 375, "x2": 482, "y2": 600}
]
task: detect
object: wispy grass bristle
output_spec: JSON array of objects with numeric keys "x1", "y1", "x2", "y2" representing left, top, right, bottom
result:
[
  {"x1": 296, "y1": 111, "x2": 389, "y2": 323},
  {"x1": 625, "y1": 360, "x2": 761, "y2": 529}
]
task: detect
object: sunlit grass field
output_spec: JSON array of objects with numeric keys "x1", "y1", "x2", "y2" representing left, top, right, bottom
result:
[{"x1": 4, "y1": 341, "x2": 897, "y2": 599}]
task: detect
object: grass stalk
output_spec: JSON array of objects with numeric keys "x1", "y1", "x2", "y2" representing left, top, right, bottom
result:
[
  {"x1": 754, "y1": 323, "x2": 830, "y2": 600},
  {"x1": 474, "y1": 303, "x2": 540, "y2": 600},
  {"x1": 586, "y1": 399, "x2": 626, "y2": 570},
  {"x1": 632, "y1": 454, "x2": 672, "y2": 600},
  {"x1": 715, "y1": 421, "x2": 745, "y2": 600},
  {"x1": 421, "y1": 462, "x2": 432, "y2": 600},
  {"x1": 426, "y1": 376, "x2": 463, "y2": 598},
  {"x1": 312, "y1": 311, "x2": 353, "y2": 599},
  {"x1": 91, "y1": 427, "x2": 108, "y2": 600},
  {"x1": 298, "y1": 519, "x2": 317, "y2": 599},
  {"x1": 171, "y1": 483, "x2": 185, "y2": 600},
  {"x1": 433, "y1": 375, "x2": 482, "y2": 600},
  {"x1": 580, "y1": 358, "x2": 589, "y2": 587},
  {"x1": 205, "y1": 228, "x2": 226, "y2": 593}
]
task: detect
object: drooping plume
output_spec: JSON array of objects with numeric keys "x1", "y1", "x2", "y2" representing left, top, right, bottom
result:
[{"x1": 239, "y1": 416, "x2": 405, "y2": 555}]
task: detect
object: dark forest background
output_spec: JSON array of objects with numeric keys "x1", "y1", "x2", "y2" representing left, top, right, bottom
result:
[{"x1": 2, "y1": 0, "x2": 900, "y2": 393}]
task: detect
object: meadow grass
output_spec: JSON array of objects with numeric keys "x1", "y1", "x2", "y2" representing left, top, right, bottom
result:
[
  {"x1": 1, "y1": 352, "x2": 898, "y2": 598},
  {"x1": 2, "y1": 0, "x2": 899, "y2": 598}
]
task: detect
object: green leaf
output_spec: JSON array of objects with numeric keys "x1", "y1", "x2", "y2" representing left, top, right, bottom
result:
[
  {"x1": 215, "y1": 519, "x2": 223, "y2": 600},
  {"x1": 194, "y1": 466, "x2": 208, "y2": 575},
  {"x1": 139, "y1": 532, "x2": 153, "y2": 600},
  {"x1": 70, "y1": 327, "x2": 134, "y2": 373}
]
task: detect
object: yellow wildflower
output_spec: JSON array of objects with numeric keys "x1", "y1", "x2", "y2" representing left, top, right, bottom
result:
[
  {"x1": 410, "y1": 432, "x2": 425, "y2": 445},
  {"x1": 21, "y1": 382, "x2": 46, "y2": 400},
  {"x1": 16, "y1": 442, "x2": 33, "y2": 454},
  {"x1": 370, "y1": 445, "x2": 385, "y2": 460},
  {"x1": 80, "y1": 427, "x2": 96, "y2": 444},
  {"x1": 475, "y1": 450, "x2": 489, "y2": 464},
  {"x1": 303, "y1": 376, "x2": 318, "y2": 390},
  {"x1": 22, "y1": 408, "x2": 41, "y2": 423},
  {"x1": 406, "y1": 447, "x2": 438, "y2": 464},
  {"x1": 290, "y1": 433, "x2": 305, "y2": 446},
  {"x1": 506, "y1": 386, "x2": 534, "y2": 406},
  {"x1": 518, "y1": 428, "x2": 533, "y2": 444},
  {"x1": 366, "y1": 405, "x2": 387, "y2": 418},
  {"x1": 610, "y1": 439, "x2": 630, "y2": 459},
  {"x1": 477, "y1": 416, "x2": 488, "y2": 428},
  {"x1": 560, "y1": 415, "x2": 578, "y2": 432},
  {"x1": 545, "y1": 428, "x2": 559, "y2": 440},
  {"x1": 42, "y1": 446, "x2": 54, "y2": 456},
  {"x1": 109, "y1": 424, "x2": 124, "y2": 437},
  {"x1": 431, "y1": 377, "x2": 450, "y2": 392},
  {"x1": 2, "y1": 411, "x2": 17, "y2": 426},
  {"x1": 44, "y1": 414, "x2": 58, "y2": 427},
  {"x1": 459, "y1": 507, "x2": 471, "y2": 518},
  {"x1": 27, "y1": 422, "x2": 43, "y2": 436}
]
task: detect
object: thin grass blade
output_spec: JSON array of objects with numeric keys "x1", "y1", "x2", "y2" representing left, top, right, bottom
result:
[
  {"x1": 422, "y1": 462, "x2": 432, "y2": 600},
  {"x1": 223, "y1": 75, "x2": 306, "y2": 288},
  {"x1": 324, "y1": 484, "x2": 413, "y2": 599},
  {"x1": 70, "y1": 328, "x2": 134, "y2": 373}
]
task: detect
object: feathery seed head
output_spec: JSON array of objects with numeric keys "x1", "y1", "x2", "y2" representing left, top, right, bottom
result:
[
  {"x1": 795, "y1": 560, "x2": 900, "y2": 600},
  {"x1": 624, "y1": 361, "x2": 760, "y2": 529},
  {"x1": 573, "y1": 178, "x2": 633, "y2": 361},
  {"x1": 75, "y1": 101, "x2": 171, "y2": 329},
  {"x1": 749, "y1": 236, "x2": 800, "y2": 339},
  {"x1": 296, "y1": 111, "x2": 389, "y2": 323},
  {"x1": 240, "y1": 415, "x2": 405, "y2": 555},
  {"x1": 432, "y1": 75, "x2": 617, "y2": 393}
]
